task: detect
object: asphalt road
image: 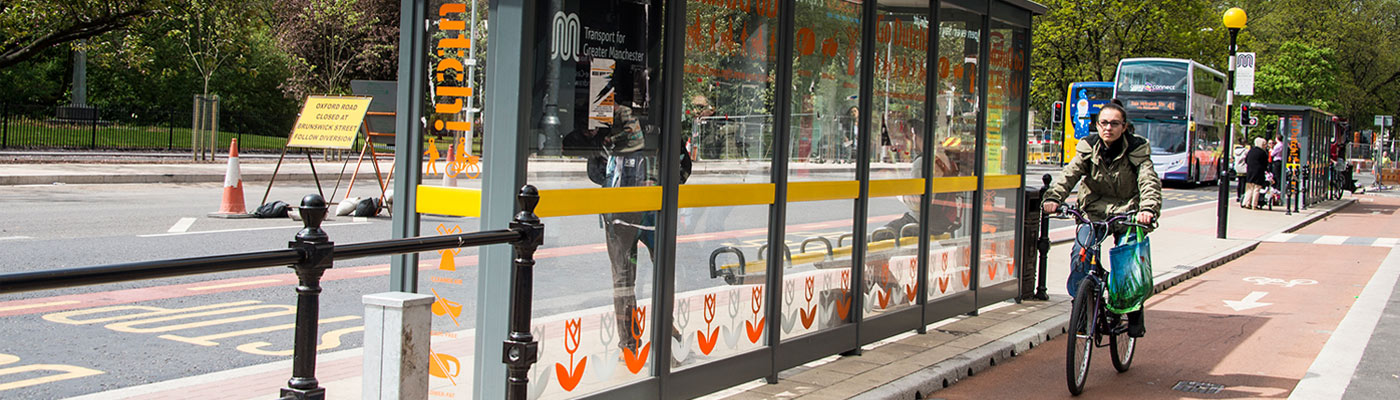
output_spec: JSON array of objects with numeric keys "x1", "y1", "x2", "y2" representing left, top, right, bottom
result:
[{"x1": 0, "y1": 179, "x2": 1221, "y2": 398}]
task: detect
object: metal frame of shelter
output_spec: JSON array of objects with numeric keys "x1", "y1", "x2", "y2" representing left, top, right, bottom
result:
[
  {"x1": 1244, "y1": 102, "x2": 1338, "y2": 206},
  {"x1": 388, "y1": 0, "x2": 1046, "y2": 398}
]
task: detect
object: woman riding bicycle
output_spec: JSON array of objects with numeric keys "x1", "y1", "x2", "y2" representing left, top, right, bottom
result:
[{"x1": 1041, "y1": 99, "x2": 1162, "y2": 338}]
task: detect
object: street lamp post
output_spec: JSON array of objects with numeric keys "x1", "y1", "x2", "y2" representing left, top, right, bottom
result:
[{"x1": 1218, "y1": 7, "x2": 1247, "y2": 239}]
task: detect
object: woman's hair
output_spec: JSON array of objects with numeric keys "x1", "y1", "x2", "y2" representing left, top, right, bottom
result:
[
  {"x1": 1099, "y1": 99, "x2": 1134, "y2": 135},
  {"x1": 1254, "y1": 137, "x2": 1266, "y2": 147}
]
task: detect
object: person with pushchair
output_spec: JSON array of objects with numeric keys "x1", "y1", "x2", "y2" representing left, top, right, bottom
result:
[{"x1": 1041, "y1": 99, "x2": 1162, "y2": 338}]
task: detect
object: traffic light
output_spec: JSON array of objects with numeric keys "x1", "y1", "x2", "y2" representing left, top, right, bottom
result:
[
  {"x1": 1240, "y1": 104, "x2": 1251, "y2": 124},
  {"x1": 1052, "y1": 101, "x2": 1064, "y2": 124}
]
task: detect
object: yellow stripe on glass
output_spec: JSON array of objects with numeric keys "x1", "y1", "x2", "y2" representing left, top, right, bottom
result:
[
  {"x1": 930, "y1": 176, "x2": 978, "y2": 193},
  {"x1": 417, "y1": 175, "x2": 1016, "y2": 218},
  {"x1": 679, "y1": 183, "x2": 774, "y2": 208},
  {"x1": 984, "y1": 174, "x2": 1023, "y2": 190},
  {"x1": 868, "y1": 178, "x2": 924, "y2": 198},
  {"x1": 787, "y1": 180, "x2": 859, "y2": 202}
]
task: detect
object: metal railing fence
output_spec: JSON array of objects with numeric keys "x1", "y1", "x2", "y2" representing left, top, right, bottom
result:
[
  {"x1": 0, "y1": 186, "x2": 546, "y2": 400},
  {"x1": 0, "y1": 102, "x2": 296, "y2": 152}
]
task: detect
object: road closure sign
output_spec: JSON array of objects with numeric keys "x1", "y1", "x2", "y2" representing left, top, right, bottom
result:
[{"x1": 286, "y1": 96, "x2": 373, "y2": 149}]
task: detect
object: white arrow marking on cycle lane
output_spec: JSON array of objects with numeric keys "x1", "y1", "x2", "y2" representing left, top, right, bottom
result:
[{"x1": 1224, "y1": 291, "x2": 1272, "y2": 311}]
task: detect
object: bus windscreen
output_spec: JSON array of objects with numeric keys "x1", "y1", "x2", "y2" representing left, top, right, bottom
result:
[
  {"x1": 1137, "y1": 120, "x2": 1188, "y2": 155},
  {"x1": 1116, "y1": 60, "x2": 1188, "y2": 94}
]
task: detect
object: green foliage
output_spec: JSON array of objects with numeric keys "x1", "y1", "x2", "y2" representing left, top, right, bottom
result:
[{"x1": 1253, "y1": 40, "x2": 1336, "y2": 110}]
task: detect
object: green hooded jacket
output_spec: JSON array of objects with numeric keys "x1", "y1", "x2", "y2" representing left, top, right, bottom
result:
[{"x1": 1044, "y1": 133, "x2": 1162, "y2": 222}]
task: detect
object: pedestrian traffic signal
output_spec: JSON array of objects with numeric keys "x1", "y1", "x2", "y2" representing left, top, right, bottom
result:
[{"x1": 1052, "y1": 101, "x2": 1064, "y2": 124}]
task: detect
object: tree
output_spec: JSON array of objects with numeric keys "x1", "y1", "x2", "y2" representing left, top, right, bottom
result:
[
  {"x1": 273, "y1": 0, "x2": 398, "y2": 99},
  {"x1": 1030, "y1": 0, "x2": 1218, "y2": 125},
  {"x1": 167, "y1": 0, "x2": 265, "y2": 97},
  {"x1": 0, "y1": 0, "x2": 163, "y2": 69},
  {"x1": 1252, "y1": 40, "x2": 1337, "y2": 111}
]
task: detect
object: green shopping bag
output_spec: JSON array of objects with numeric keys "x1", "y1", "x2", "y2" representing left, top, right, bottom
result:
[{"x1": 1107, "y1": 226, "x2": 1153, "y2": 314}]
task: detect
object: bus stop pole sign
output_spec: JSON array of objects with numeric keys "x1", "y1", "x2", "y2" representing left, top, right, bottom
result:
[{"x1": 1235, "y1": 52, "x2": 1255, "y2": 96}]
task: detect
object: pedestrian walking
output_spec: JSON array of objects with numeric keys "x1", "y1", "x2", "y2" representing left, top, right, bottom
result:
[{"x1": 1243, "y1": 137, "x2": 1269, "y2": 209}]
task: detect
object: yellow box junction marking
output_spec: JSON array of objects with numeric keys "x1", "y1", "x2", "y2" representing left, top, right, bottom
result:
[
  {"x1": 0, "y1": 353, "x2": 102, "y2": 392},
  {"x1": 0, "y1": 300, "x2": 79, "y2": 312},
  {"x1": 186, "y1": 279, "x2": 282, "y2": 291},
  {"x1": 43, "y1": 301, "x2": 362, "y2": 356},
  {"x1": 286, "y1": 95, "x2": 373, "y2": 150}
]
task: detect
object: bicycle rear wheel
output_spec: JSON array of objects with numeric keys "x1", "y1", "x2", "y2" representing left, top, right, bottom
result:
[
  {"x1": 1066, "y1": 279, "x2": 1096, "y2": 395},
  {"x1": 1109, "y1": 314, "x2": 1136, "y2": 372}
]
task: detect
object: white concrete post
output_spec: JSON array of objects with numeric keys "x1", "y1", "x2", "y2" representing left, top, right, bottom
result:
[{"x1": 362, "y1": 291, "x2": 434, "y2": 400}]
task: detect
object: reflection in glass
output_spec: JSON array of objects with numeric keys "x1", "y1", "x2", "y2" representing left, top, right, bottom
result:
[
  {"x1": 780, "y1": 0, "x2": 863, "y2": 340},
  {"x1": 673, "y1": 0, "x2": 776, "y2": 370},
  {"x1": 978, "y1": 24, "x2": 1026, "y2": 289}
]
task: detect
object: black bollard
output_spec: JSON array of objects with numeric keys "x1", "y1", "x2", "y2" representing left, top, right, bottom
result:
[
  {"x1": 1035, "y1": 174, "x2": 1052, "y2": 300},
  {"x1": 281, "y1": 194, "x2": 334, "y2": 400},
  {"x1": 504, "y1": 186, "x2": 544, "y2": 400}
]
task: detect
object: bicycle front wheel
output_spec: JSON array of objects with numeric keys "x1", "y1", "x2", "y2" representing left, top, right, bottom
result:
[
  {"x1": 1109, "y1": 314, "x2": 1136, "y2": 372},
  {"x1": 1066, "y1": 279, "x2": 1096, "y2": 395}
]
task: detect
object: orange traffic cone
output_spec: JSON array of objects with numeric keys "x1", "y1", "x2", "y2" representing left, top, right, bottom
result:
[
  {"x1": 209, "y1": 138, "x2": 251, "y2": 218},
  {"x1": 442, "y1": 143, "x2": 458, "y2": 187}
]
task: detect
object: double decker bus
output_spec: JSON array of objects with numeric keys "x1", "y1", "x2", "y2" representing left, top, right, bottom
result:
[
  {"x1": 1062, "y1": 81, "x2": 1114, "y2": 163},
  {"x1": 1113, "y1": 58, "x2": 1227, "y2": 184}
]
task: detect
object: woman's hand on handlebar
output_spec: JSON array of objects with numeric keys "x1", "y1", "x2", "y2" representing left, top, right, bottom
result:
[
  {"x1": 1042, "y1": 200, "x2": 1060, "y2": 215},
  {"x1": 1135, "y1": 211, "x2": 1155, "y2": 225}
]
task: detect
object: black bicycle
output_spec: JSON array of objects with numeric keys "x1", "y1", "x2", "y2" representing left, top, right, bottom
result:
[{"x1": 1050, "y1": 205, "x2": 1153, "y2": 396}]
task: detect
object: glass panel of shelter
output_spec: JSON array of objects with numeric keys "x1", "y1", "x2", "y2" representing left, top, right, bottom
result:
[
  {"x1": 978, "y1": 22, "x2": 1026, "y2": 290},
  {"x1": 670, "y1": 0, "x2": 778, "y2": 372},
  {"x1": 522, "y1": 1, "x2": 665, "y2": 397},
  {"x1": 863, "y1": 0, "x2": 931, "y2": 319},
  {"x1": 778, "y1": 0, "x2": 863, "y2": 342},
  {"x1": 924, "y1": 6, "x2": 980, "y2": 304}
]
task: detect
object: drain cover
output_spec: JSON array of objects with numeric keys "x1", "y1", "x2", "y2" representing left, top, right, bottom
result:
[{"x1": 1172, "y1": 380, "x2": 1225, "y2": 394}]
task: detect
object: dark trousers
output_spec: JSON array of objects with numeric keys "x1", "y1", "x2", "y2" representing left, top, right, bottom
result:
[{"x1": 604, "y1": 211, "x2": 655, "y2": 351}]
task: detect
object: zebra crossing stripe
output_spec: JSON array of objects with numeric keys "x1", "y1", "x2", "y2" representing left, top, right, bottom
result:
[
  {"x1": 1374, "y1": 238, "x2": 1399, "y2": 247},
  {"x1": 1316, "y1": 235, "x2": 1349, "y2": 245},
  {"x1": 1267, "y1": 233, "x2": 1297, "y2": 242}
]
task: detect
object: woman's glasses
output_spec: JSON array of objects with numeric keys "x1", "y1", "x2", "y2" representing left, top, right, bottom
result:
[{"x1": 1096, "y1": 120, "x2": 1125, "y2": 128}]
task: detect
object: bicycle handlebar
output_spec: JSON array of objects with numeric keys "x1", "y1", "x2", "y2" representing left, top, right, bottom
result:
[{"x1": 1048, "y1": 204, "x2": 1157, "y2": 229}]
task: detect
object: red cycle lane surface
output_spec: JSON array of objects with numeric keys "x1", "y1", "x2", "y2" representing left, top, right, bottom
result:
[{"x1": 934, "y1": 200, "x2": 1395, "y2": 399}]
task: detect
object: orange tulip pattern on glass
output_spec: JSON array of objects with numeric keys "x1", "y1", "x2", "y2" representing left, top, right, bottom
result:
[
  {"x1": 698, "y1": 294, "x2": 719, "y2": 355},
  {"x1": 623, "y1": 306, "x2": 649, "y2": 374},
  {"x1": 836, "y1": 270, "x2": 852, "y2": 321},
  {"x1": 554, "y1": 318, "x2": 586, "y2": 391},
  {"x1": 904, "y1": 258, "x2": 919, "y2": 303},
  {"x1": 799, "y1": 277, "x2": 817, "y2": 329},
  {"x1": 745, "y1": 287, "x2": 765, "y2": 344}
]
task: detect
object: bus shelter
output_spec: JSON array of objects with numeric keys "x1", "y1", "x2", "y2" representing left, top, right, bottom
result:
[
  {"x1": 1244, "y1": 102, "x2": 1338, "y2": 206},
  {"x1": 384, "y1": 0, "x2": 1045, "y2": 398}
]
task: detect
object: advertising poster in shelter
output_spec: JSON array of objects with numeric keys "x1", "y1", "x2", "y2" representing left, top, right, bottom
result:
[{"x1": 534, "y1": 0, "x2": 657, "y2": 156}]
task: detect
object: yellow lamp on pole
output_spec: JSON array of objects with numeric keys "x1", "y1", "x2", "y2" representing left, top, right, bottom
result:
[
  {"x1": 1217, "y1": 6, "x2": 1246, "y2": 239},
  {"x1": 1223, "y1": 7, "x2": 1247, "y2": 29}
]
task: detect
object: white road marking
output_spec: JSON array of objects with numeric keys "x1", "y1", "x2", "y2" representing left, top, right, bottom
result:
[
  {"x1": 137, "y1": 222, "x2": 370, "y2": 237},
  {"x1": 0, "y1": 236, "x2": 32, "y2": 240},
  {"x1": 0, "y1": 300, "x2": 80, "y2": 312},
  {"x1": 167, "y1": 218, "x2": 197, "y2": 233},
  {"x1": 1290, "y1": 246, "x2": 1400, "y2": 399},
  {"x1": 1315, "y1": 235, "x2": 1348, "y2": 245},
  {"x1": 1374, "y1": 238, "x2": 1399, "y2": 247},
  {"x1": 186, "y1": 279, "x2": 283, "y2": 291},
  {"x1": 1266, "y1": 233, "x2": 1298, "y2": 242},
  {"x1": 1223, "y1": 291, "x2": 1272, "y2": 311},
  {"x1": 357, "y1": 267, "x2": 391, "y2": 274}
]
